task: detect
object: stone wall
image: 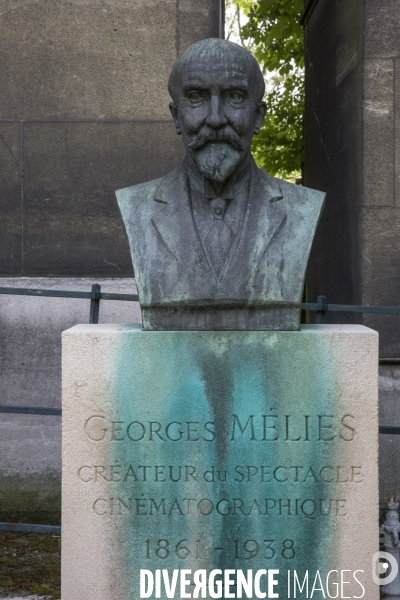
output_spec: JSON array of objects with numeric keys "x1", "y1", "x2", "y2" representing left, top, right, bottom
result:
[
  {"x1": 303, "y1": 0, "x2": 400, "y2": 359},
  {"x1": 362, "y1": 0, "x2": 400, "y2": 358},
  {"x1": 0, "y1": 0, "x2": 222, "y2": 277}
]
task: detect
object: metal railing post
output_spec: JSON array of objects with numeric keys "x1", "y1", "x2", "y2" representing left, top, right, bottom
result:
[
  {"x1": 89, "y1": 283, "x2": 101, "y2": 324},
  {"x1": 316, "y1": 295, "x2": 327, "y2": 324}
]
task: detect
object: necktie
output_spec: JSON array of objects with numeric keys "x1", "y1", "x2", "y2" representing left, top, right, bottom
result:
[{"x1": 203, "y1": 196, "x2": 234, "y2": 277}]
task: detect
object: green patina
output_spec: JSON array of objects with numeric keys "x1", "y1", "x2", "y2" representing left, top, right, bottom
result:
[{"x1": 109, "y1": 328, "x2": 340, "y2": 598}]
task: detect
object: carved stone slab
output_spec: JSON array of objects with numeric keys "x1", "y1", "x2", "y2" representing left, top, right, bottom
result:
[{"x1": 62, "y1": 324, "x2": 378, "y2": 599}]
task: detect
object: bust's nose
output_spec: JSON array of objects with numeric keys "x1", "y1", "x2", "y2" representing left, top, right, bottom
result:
[{"x1": 205, "y1": 94, "x2": 228, "y2": 129}]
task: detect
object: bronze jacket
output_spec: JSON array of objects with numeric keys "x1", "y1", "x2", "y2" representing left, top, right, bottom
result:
[{"x1": 116, "y1": 158, "x2": 325, "y2": 331}]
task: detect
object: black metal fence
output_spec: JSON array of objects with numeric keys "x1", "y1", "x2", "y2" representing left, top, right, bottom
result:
[
  {"x1": 1, "y1": 285, "x2": 400, "y2": 534},
  {"x1": 0, "y1": 283, "x2": 139, "y2": 325},
  {"x1": 303, "y1": 294, "x2": 400, "y2": 324}
]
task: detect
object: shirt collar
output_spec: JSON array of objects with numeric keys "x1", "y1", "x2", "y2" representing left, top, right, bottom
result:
[{"x1": 205, "y1": 177, "x2": 234, "y2": 200}]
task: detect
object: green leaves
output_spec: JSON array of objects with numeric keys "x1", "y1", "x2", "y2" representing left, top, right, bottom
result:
[
  {"x1": 251, "y1": 71, "x2": 304, "y2": 178},
  {"x1": 234, "y1": 0, "x2": 305, "y2": 179}
]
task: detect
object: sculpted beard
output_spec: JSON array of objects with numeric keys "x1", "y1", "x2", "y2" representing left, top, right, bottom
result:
[{"x1": 188, "y1": 126, "x2": 244, "y2": 183}]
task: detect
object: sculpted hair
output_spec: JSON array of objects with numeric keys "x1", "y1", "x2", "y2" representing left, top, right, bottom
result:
[{"x1": 168, "y1": 38, "x2": 265, "y2": 103}]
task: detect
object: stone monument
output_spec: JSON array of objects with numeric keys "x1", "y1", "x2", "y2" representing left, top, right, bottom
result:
[{"x1": 62, "y1": 39, "x2": 379, "y2": 600}]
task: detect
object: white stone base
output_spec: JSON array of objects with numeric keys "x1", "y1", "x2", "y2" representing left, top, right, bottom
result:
[{"x1": 62, "y1": 325, "x2": 379, "y2": 600}]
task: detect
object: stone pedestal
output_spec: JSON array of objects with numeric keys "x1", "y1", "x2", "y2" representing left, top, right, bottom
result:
[{"x1": 62, "y1": 325, "x2": 379, "y2": 599}]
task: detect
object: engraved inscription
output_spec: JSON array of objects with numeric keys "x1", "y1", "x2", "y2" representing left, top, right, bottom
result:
[
  {"x1": 141, "y1": 538, "x2": 297, "y2": 561},
  {"x1": 78, "y1": 464, "x2": 363, "y2": 484},
  {"x1": 79, "y1": 410, "x2": 359, "y2": 542},
  {"x1": 91, "y1": 496, "x2": 347, "y2": 518},
  {"x1": 83, "y1": 413, "x2": 356, "y2": 443}
]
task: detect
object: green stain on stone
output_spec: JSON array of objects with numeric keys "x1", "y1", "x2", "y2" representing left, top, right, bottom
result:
[{"x1": 110, "y1": 329, "x2": 340, "y2": 598}]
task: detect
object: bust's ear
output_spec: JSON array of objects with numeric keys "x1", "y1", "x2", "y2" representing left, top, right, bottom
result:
[
  {"x1": 169, "y1": 103, "x2": 182, "y2": 135},
  {"x1": 254, "y1": 101, "x2": 266, "y2": 135}
]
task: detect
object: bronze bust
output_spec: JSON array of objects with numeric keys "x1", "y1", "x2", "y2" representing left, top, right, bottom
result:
[{"x1": 116, "y1": 39, "x2": 325, "y2": 331}]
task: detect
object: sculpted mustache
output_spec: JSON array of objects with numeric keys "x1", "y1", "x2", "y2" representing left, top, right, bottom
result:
[{"x1": 188, "y1": 128, "x2": 244, "y2": 151}]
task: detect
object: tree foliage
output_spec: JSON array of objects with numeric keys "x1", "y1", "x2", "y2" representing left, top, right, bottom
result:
[{"x1": 233, "y1": 0, "x2": 305, "y2": 179}]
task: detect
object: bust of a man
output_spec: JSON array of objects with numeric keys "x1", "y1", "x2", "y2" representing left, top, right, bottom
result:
[{"x1": 116, "y1": 39, "x2": 325, "y2": 331}]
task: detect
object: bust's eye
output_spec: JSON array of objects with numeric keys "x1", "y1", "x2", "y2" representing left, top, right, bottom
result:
[
  {"x1": 226, "y1": 91, "x2": 245, "y2": 106},
  {"x1": 186, "y1": 90, "x2": 207, "y2": 104}
]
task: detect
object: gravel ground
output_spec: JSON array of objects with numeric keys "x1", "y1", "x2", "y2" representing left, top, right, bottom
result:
[{"x1": 0, "y1": 532, "x2": 60, "y2": 599}]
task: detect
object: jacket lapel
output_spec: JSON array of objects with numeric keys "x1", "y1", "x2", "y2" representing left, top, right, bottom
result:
[
  {"x1": 223, "y1": 164, "x2": 286, "y2": 288},
  {"x1": 151, "y1": 160, "x2": 287, "y2": 293},
  {"x1": 150, "y1": 164, "x2": 213, "y2": 284}
]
